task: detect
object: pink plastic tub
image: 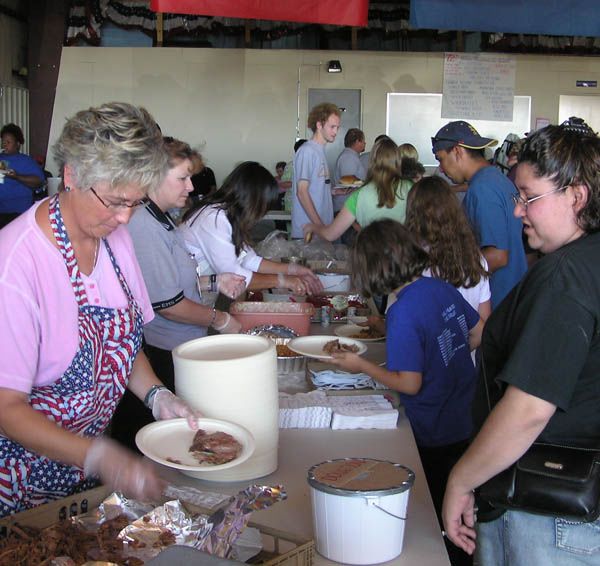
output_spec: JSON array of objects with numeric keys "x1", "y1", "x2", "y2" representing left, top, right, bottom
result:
[{"x1": 230, "y1": 302, "x2": 314, "y2": 336}]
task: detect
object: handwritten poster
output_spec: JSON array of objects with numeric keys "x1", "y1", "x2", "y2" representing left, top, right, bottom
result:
[{"x1": 442, "y1": 53, "x2": 516, "y2": 122}]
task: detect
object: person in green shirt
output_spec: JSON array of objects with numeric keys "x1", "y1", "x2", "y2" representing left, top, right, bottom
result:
[{"x1": 302, "y1": 137, "x2": 412, "y2": 241}]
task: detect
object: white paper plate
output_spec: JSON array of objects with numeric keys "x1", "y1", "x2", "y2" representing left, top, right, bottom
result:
[
  {"x1": 135, "y1": 417, "x2": 255, "y2": 472},
  {"x1": 288, "y1": 335, "x2": 367, "y2": 359},
  {"x1": 334, "y1": 323, "x2": 386, "y2": 342}
]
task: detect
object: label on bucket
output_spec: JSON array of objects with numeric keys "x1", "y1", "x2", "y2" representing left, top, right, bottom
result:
[{"x1": 310, "y1": 458, "x2": 413, "y2": 492}]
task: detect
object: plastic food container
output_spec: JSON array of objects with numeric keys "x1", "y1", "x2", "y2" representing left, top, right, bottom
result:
[
  {"x1": 263, "y1": 290, "x2": 307, "y2": 303},
  {"x1": 308, "y1": 458, "x2": 414, "y2": 565},
  {"x1": 230, "y1": 302, "x2": 314, "y2": 336},
  {"x1": 316, "y1": 273, "x2": 351, "y2": 292}
]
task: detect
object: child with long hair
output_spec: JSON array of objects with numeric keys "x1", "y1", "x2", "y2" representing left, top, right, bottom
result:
[
  {"x1": 330, "y1": 219, "x2": 482, "y2": 566},
  {"x1": 405, "y1": 176, "x2": 491, "y2": 321},
  {"x1": 302, "y1": 137, "x2": 413, "y2": 241}
]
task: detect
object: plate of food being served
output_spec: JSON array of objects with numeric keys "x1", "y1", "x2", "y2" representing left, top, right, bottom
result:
[
  {"x1": 337, "y1": 174, "x2": 364, "y2": 188},
  {"x1": 287, "y1": 335, "x2": 367, "y2": 359},
  {"x1": 334, "y1": 323, "x2": 386, "y2": 342},
  {"x1": 135, "y1": 417, "x2": 255, "y2": 472}
]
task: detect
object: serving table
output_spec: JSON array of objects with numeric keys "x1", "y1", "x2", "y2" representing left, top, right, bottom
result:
[{"x1": 162, "y1": 322, "x2": 450, "y2": 565}]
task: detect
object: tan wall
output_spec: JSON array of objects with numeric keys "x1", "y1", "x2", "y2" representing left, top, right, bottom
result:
[{"x1": 48, "y1": 47, "x2": 600, "y2": 184}]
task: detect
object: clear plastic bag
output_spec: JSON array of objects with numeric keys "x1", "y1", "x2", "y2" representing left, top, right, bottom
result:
[{"x1": 254, "y1": 230, "x2": 349, "y2": 263}]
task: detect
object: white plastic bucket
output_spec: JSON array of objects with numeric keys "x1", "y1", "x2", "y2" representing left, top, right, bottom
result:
[
  {"x1": 308, "y1": 458, "x2": 414, "y2": 565},
  {"x1": 172, "y1": 334, "x2": 279, "y2": 481}
]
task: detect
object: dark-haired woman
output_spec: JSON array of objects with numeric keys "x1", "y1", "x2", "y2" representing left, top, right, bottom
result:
[
  {"x1": 329, "y1": 218, "x2": 483, "y2": 566},
  {"x1": 0, "y1": 123, "x2": 45, "y2": 227},
  {"x1": 443, "y1": 124, "x2": 600, "y2": 565},
  {"x1": 181, "y1": 161, "x2": 322, "y2": 297}
]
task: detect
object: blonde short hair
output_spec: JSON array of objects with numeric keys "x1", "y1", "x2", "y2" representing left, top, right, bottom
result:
[{"x1": 52, "y1": 101, "x2": 168, "y2": 194}]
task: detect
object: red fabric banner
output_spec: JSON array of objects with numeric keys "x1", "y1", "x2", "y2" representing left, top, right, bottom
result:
[{"x1": 150, "y1": 0, "x2": 369, "y2": 27}]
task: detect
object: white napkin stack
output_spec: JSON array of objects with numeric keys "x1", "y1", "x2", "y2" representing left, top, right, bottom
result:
[
  {"x1": 278, "y1": 391, "x2": 398, "y2": 430},
  {"x1": 329, "y1": 395, "x2": 399, "y2": 430},
  {"x1": 278, "y1": 391, "x2": 332, "y2": 428}
]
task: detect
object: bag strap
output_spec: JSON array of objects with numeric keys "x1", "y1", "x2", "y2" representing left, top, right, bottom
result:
[{"x1": 480, "y1": 351, "x2": 495, "y2": 414}]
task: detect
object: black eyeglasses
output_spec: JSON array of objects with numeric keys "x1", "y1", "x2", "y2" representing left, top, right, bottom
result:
[{"x1": 90, "y1": 187, "x2": 148, "y2": 209}]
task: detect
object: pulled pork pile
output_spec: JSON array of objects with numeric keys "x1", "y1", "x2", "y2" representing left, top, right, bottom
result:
[{"x1": 0, "y1": 514, "x2": 143, "y2": 565}]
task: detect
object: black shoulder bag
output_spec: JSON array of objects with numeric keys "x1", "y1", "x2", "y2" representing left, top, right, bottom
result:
[{"x1": 476, "y1": 357, "x2": 600, "y2": 522}]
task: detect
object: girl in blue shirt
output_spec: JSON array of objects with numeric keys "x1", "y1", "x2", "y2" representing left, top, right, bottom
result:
[{"x1": 331, "y1": 219, "x2": 482, "y2": 566}]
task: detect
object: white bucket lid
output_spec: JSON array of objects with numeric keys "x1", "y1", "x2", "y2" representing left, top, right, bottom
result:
[{"x1": 307, "y1": 458, "x2": 414, "y2": 497}]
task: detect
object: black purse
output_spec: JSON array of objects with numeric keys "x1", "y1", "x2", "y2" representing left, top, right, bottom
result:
[
  {"x1": 476, "y1": 357, "x2": 600, "y2": 522},
  {"x1": 478, "y1": 442, "x2": 600, "y2": 521}
]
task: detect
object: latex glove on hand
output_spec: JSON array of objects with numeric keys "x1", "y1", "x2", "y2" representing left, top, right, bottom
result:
[
  {"x1": 287, "y1": 263, "x2": 323, "y2": 295},
  {"x1": 217, "y1": 273, "x2": 246, "y2": 299},
  {"x1": 84, "y1": 437, "x2": 165, "y2": 501},
  {"x1": 277, "y1": 273, "x2": 308, "y2": 296},
  {"x1": 152, "y1": 388, "x2": 202, "y2": 429},
  {"x1": 213, "y1": 311, "x2": 242, "y2": 334}
]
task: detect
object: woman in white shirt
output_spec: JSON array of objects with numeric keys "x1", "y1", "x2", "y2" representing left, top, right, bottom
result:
[{"x1": 180, "y1": 161, "x2": 322, "y2": 299}]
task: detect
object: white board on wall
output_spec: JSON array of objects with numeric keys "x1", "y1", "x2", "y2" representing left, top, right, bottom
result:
[{"x1": 386, "y1": 93, "x2": 531, "y2": 167}]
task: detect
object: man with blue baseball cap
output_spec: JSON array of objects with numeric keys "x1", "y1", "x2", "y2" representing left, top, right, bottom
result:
[{"x1": 432, "y1": 121, "x2": 527, "y2": 309}]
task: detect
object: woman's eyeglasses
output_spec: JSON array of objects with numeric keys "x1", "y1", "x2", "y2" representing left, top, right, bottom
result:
[
  {"x1": 90, "y1": 187, "x2": 148, "y2": 209},
  {"x1": 511, "y1": 184, "x2": 570, "y2": 210}
]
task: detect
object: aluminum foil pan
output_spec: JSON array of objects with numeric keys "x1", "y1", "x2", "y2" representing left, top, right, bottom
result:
[{"x1": 244, "y1": 325, "x2": 306, "y2": 375}]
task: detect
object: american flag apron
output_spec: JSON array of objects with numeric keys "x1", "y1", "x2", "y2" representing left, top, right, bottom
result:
[{"x1": 0, "y1": 194, "x2": 144, "y2": 517}]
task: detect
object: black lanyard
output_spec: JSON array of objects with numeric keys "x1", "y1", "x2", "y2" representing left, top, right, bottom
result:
[{"x1": 144, "y1": 199, "x2": 175, "y2": 232}]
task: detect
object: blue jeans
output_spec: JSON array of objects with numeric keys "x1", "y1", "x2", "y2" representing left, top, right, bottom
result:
[{"x1": 475, "y1": 510, "x2": 600, "y2": 565}]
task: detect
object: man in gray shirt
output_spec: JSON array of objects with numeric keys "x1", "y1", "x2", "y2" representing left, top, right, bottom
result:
[
  {"x1": 291, "y1": 102, "x2": 341, "y2": 238},
  {"x1": 334, "y1": 128, "x2": 366, "y2": 185}
]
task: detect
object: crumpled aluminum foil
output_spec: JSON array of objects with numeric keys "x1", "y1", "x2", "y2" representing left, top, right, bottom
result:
[
  {"x1": 199, "y1": 485, "x2": 287, "y2": 558},
  {"x1": 118, "y1": 499, "x2": 213, "y2": 562},
  {"x1": 73, "y1": 492, "x2": 155, "y2": 529},
  {"x1": 70, "y1": 486, "x2": 286, "y2": 562}
]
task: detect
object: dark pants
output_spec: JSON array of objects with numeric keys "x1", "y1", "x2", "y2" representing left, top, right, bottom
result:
[
  {"x1": 418, "y1": 439, "x2": 473, "y2": 566},
  {"x1": 110, "y1": 344, "x2": 175, "y2": 452}
]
